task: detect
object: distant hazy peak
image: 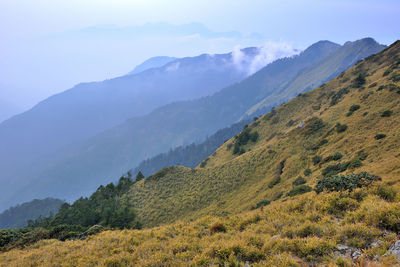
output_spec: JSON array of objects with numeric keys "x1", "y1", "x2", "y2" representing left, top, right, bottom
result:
[{"x1": 127, "y1": 56, "x2": 178, "y2": 76}]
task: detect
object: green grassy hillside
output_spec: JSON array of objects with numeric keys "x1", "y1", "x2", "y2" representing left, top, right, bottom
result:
[{"x1": 126, "y1": 40, "x2": 400, "y2": 228}]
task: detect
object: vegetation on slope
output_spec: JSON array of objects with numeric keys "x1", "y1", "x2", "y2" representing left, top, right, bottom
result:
[
  {"x1": 0, "y1": 198, "x2": 64, "y2": 229},
  {"x1": 132, "y1": 119, "x2": 250, "y2": 176},
  {"x1": 126, "y1": 40, "x2": 400, "y2": 227},
  {"x1": 1, "y1": 185, "x2": 400, "y2": 266}
]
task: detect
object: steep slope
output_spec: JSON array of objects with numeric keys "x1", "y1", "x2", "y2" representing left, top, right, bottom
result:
[
  {"x1": 245, "y1": 38, "x2": 386, "y2": 117},
  {"x1": 2, "y1": 40, "x2": 339, "y2": 208},
  {"x1": 132, "y1": 119, "x2": 250, "y2": 177},
  {"x1": 127, "y1": 56, "x2": 178, "y2": 75},
  {"x1": 1, "y1": 41, "x2": 399, "y2": 267},
  {"x1": 125, "y1": 40, "x2": 400, "y2": 227}
]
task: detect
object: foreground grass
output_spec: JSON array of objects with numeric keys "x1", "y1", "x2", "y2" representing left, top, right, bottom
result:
[{"x1": 1, "y1": 186, "x2": 399, "y2": 266}]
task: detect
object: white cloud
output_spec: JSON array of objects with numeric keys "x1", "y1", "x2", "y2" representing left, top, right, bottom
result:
[{"x1": 165, "y1": 62, "x2": 180, "y2": 72}]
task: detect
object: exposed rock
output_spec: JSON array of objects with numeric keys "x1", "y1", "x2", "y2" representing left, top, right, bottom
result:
[{"x1": 387, "y1": 240, "x2": 400, "y2": 259}]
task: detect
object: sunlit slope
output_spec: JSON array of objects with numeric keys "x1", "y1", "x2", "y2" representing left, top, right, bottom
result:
[{"x1": 127, "y1": 41, "x2": 400, "y2": 227}]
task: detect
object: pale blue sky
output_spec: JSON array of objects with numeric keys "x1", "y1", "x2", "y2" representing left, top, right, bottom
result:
[{"x1": 0, "y1": 0, "x2": 399, "y2": 109}]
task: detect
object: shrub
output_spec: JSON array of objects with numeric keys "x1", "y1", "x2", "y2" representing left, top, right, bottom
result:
[
  {"x1": 226, "y1": 143, "x2": 233, "y2": 150},
  {"x1": 381, "y1": 110, "x2": 393, "y2": 117},
  {"x1": 250, "y1": 132, "x2": 259, "y2": 142},
  {"x1": 296, "y1": 223, "x2": 323, "y2": 238},
  {"x1": 323, "y1": 152, "x2": 343, "y2": 163},
  {"x1": 315, "y1": 172, "x2": 381, "y2": 193},
  {"x1": 209, "y1": 223, "x2": 227, "y2": 235},
  {"x1": 322, "y1": 195, "x2": 359, "y2": 216},
  {"x1": 374, "y1": 134, "x2": 387, "y2": 140},
  {"x1": 305, "y1": 117, "x2": 325, "y2": 134},
  {"x1": 287, "y1": 185, "x2": 312, "y2": 197},
  {"x1": 293, "y1": 176, "x2": 307, "y2": 186},
  {"x1": 375, "y1": 185, "x2": 397, "y2": 202},
  {"x1": 304, "y1": 168, "x2": 312, "y2": 177},
  {"x1": 352, "y1": 74, "x2": 366, "y2": 88},
  {"x1": 349, "y1": 104, "x2": 361, "y2": 112},
  {"x1": 390, "y1": 73, "x2": 400, "y2": 82},
  {"x1": 268, "y1": 176, "x2": 281, "y2": 188},
  {"x1": 312, "y1": 155, "x2": 322, "y2": 165},
  {"x1": 383, "y1": 68, "x2": 393, "y2": 77},
  {"x1": 348, "y1": 158, "x2": 363, "y2": 170},
  {"x1": 335, "y1": 123, "x2": 348, "y2": 133},
  {"x1": 330, "y1": 87, "x2": 350, "y2": 106},
  {"x1": 255, "y1": 200, "x2": 270, "y2": 209},
  {"x1": 322, "y1": 162, "x2": 350, "y2": 177}
]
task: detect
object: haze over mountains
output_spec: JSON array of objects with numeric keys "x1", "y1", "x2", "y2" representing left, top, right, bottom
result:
[
  {"x1": 0, "y1": 38, "x2": 385, "y2": 211},
  {"x1": 0, "y1": 45, "x2": 297, "y2": 210}
]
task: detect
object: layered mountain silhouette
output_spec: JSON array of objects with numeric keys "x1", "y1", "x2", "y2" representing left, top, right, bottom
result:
[{"x1": 0, "y1": 38, "x2": 385, "y2": 211}]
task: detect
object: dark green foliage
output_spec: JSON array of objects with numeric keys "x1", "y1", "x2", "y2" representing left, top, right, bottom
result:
[
  {"x1": 133, "y1": 120, "x2": 250, "y2": 176},
  {"x1": 304, "y1": 168, "x2": 312, "y2": 177},
  {"x1": 322, "y1": 162, "x2": 350, "y2": 177},
  {"x1": 330, "y1": 87, "x2": 350, "y2": 106},
  {"x1": 381, "y1": 110, "x2": 393, "y2": 117},
  {"x1": 263, "y1": 107, "x2": 276, "y2": 121},
  {"x1": 352, "y1": 74, "x2": 366, "y2": 88},
  {"x1": 348, "y1": 158, "x2": 363, "y2": 170},
  {"x1": 347, "y1": 104, "x2": 360, "y2": 116},
  {"x1": 377, "y1": 85, "x2": 385, "y2": 91},
  {"x1": 335, "y1": 123, "x2": 348, "y2": 133},
  {"x1": 349, "y1": 104, "x2": 361, "y2": 112},
  {"x1": 312, "y1": 155, "x2": 322, "y2": 165},
  {"x1": 209, "y1": 223, "x2": 227, "y2": 234},
  {"x1": 390, "y1": 73, "x2": 400, "y2": 82},
  {"x1": 305, "y1": 117, "x2": 325, "y2": 134},
  {"x1": 375, "y1": 134, "x2": 387, "y2": 140},
  {"x1": 315, "y1": 172, "x2": 381, "y2": 193},
  {"x1": 0, "y1": 198, "x2": 64, "y2": 229},
  {"x1": 293, "y1": 176, "x2": 307, "y2": 186},
  {"x1": 232, "y1": 128, "x2": 259, "y2": 155},
  {"x1": 323, "y1": 152, "x2": 343, "y2": 163},
  {"x1": 268, "y1": 176, "x2": 281, "y2": 188},
  {"x1": 287, "y1": 185, "x2": 312, "y2": 197},
  {"x1": 135, "y1": 171, "x2": 145, "y2": 182},
  {"x1": 255, "y1": 200, "x2": 270, "y2": 209},
  {"x1": 199, "y1": 158, "x2": 209, "y2": 168},
  {"x1": 383, "y1": 68, "x2": 393, "y2": 77}
]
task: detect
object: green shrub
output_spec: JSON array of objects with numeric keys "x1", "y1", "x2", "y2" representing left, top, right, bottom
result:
[
  {"x1": 312, "y1": 155, "x2": 322, "y2": 165},
  {"x1": 323, "y1": 152, "x2": 343, "y2": 163},
  {"x1": 303, "y1": 168, "x2": 312, "y2": 177},
  {"x1": 268, "y1": 176, "x2": 281, "y2": 188},
  {"x1": 315, "y1": 172, "x2": 381, "y2": 193},
  {"x1": 374, "y1": 134, "x2": 387, "y2": 140},
  {"x1": 335, "y1": 123, "x2": 348, "y2": 133},
  {"x1": 293, "y1": 176, "x2": 307, "y2": 186},
  {"x1": 287, "y1": 185, "x2": 312, "y2": 197},
  {"x1": 322, "y1": 162, "x2": 350, "y2": 177},
  {"x1": 226, "y1": 143, "x2": 233, "y2": 150},
  {"x1": 390, "y1": 73, "x2": 400, "y2": 82},
  {"x1": 381, "y1": 110, "x2": 393, "y2": 117},
  {"x1": 305, "y1": 117, "x2": 325, "y2": 134},
  {"x1": 383, "y1": 68, "x2": 393, "y2": 77},
  {"x1": 348, "y1": 158, "x2": 363, "y2": 170},
  {"x1": 330, "y1": 87, "x2": 350, "y2": 106},
  {"x1": 352, "y1": 74, "x2": 366, "y2": 88},
  {"x1": 349, "y1": 104, "x2": 361, "y2": 112},
  {"x1": 255, "y1": 200, "x2": 270, "y2": 209}
]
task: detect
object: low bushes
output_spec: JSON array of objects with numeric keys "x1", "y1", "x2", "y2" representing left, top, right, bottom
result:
[
  {"x1": 287, "y1": 185, "x2": 312, "y2": 197},
  {"x1": 315, "y1": 172, "x2": 381, "y2": 193},
  {"x1": 293, "y1": 176, "x2": 307, "y2": 186}
]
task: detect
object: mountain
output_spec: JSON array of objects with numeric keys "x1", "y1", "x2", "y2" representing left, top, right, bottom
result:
[
  {"x1": 132, "y1": 119, "x2": 250, "y2": 177},
  {"x1": 0, "y1": 198, "x2": 64, "y2": 229},
  {"x1": 0, "y1": 98, "x2": 20, "y2": 123},
  {"x1": 1, "y1": 40, "x2": 399, "y2": 267},
  {"x1": 127, "y1": 56, "x2": 178, "y2": 75},
  {"x1": 1, "y1": 38, "x2": 385, "y2": 210},
  {"x1": 0, "y1": 46, "x2": 284, "y2": 210}
]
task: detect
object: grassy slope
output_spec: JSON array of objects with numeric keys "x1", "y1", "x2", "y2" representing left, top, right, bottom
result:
[
  {"x1": 0, "y1": 41, "x2": 399, "y2": 266},
  {"x1": 125, "y1": 41, "x2": 400, "y2": 228}
]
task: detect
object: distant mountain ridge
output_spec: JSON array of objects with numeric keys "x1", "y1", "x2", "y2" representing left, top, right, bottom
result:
[{"x1": 127, "y1": 56, "x2": 178, "y2": 75}]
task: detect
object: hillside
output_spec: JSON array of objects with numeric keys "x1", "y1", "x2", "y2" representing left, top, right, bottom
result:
[
  {"x1": 1, "y1": 40, "x2": 399, "y2": 266},
  {"x1": 126, "y1": 40, "x2": 400, "y2": 227},
  {"x1": 132, "y1": 119, "x2": 250, "y2": 177},
  {"x1": 127, "y1": 56, "x2": 178, "y2": 75},
  {"x1": 0, "y1": 198, "x2": 64, "y2": 229}
]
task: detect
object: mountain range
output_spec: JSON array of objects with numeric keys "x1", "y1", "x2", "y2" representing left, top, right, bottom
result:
[{"x1": 0, "y1": 38, "x2": 385, "y2": 211}]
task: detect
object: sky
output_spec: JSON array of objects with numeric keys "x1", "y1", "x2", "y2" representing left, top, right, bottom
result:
[{"x1": 0, "y1": 0, "x2": 399, "y2": 112}]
